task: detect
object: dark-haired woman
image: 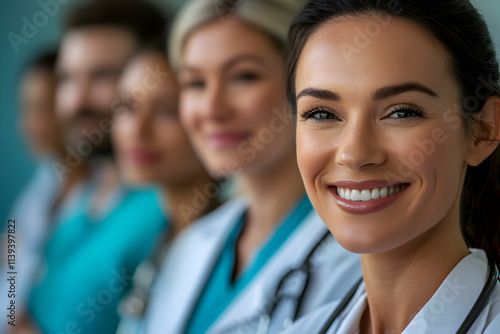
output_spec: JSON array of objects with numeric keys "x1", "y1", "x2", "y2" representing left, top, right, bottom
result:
[{"x1": 283, "y1": 0, "x2": 500, "y2": 332}]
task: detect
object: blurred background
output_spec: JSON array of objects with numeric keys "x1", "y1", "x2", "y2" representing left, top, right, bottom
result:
[
  {"x1": 0, "y1": 0, "x2": 186, "y2": 220},
  {"x1": 0, "y1": 0, "x2": 499, "y2": 220}
]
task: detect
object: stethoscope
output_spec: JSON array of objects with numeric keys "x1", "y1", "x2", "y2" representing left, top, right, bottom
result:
[
  {"x1": 319, "y1": 256, "x2": 500, "y2": 334},
  {"x1": 255, "y1": 229, "x2": 339, "y2": 334},
  {"x1": 216, "y1": 229, "x2": 337, "y2": 334}
]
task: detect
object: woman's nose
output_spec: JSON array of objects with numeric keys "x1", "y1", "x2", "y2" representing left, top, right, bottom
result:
[
  {"x1": 199, "y1": 83, "x2": 232, "y2": 122},
  {"x1": 335, "y1": 117, "x2": 386, "y2": 170}
]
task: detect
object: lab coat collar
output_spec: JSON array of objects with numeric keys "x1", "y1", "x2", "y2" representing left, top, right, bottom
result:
[
  {"x1": 405, "y1": 249, "x2": 492, "y2": 333},
  {"x1": 144, "y1": 197, "x2": 248, "y2": 334},
  {"x1": 336, "y1": 249, "x2": 494, "y2": 334},
  {"x1": 208, "y1": 210, "x2": 329, "y2": 333}
]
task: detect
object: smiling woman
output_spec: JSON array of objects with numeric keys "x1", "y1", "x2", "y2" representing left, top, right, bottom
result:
[
  {"x1": 142, "y1": 1, "x2": 362, "y2": 333},
  {"x1": 283, "y1": 0, "x2": 500, "y2": 333}
]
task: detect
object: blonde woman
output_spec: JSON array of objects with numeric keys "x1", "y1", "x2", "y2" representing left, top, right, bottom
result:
[{"x1": 144, "y1": 0, "x2": 361, "y2": 333}]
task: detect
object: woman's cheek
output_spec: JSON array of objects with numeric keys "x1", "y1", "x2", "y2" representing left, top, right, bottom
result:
[
  {"x1": 238, "y1": 88, "x2": 279, "y2": 123},
  {"x1": 297, "y1": 127, "x2": 332, "y2": 189},
  {"x1": 180, "y1": 101, "x2": 199, "y2": 135},
  {"x1": 112, "y1": 119, "x2": 131, "y2": 152}
]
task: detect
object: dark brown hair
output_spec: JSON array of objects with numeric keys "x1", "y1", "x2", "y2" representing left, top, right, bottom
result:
[
  {"x1": 65, "y1": 0, "x2": 167, "y2": 42},
  {"x1": 29, "y1": 50, "x2": 58, "y2": 72},
  {"x1": 287, "y1": 0, "x2": 500, "y2": 264}
]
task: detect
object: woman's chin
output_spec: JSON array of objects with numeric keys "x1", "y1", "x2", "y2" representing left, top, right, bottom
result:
[{"x1": 330, "y1": 226, "x2": 405, "y2": 255}]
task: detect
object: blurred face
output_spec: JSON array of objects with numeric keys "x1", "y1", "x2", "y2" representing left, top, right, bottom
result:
[
  {"x1": 113, "y1": 52, "x2": 207, "y2": 186},
  {"x1": 179, "y1": 16, "x2": 295, "y2": 177},
  {"x1": 21, "y1": 68, "x2": 62, "y2": 156},
  {"x1": 56, "y1": 26, "x2": 136, "y2": 157},
  {"x1": 295, "y1": 16, "x2": 473, "y2": 254}
]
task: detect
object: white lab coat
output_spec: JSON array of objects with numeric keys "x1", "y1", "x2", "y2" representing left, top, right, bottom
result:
[
  {"x1": 282, "y1": 249, "x2": 500, "y2": 334},
  {"x1": 1, "y1": 161, "x2": 62, "y2": 322},
  {"x1": 144, "y1": 197, "x2": 362, "y2": 334}
]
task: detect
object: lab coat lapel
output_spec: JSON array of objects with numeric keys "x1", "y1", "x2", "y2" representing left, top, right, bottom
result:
[
  {"x1": 403, "y1": 250, "x2": 491, "y2": 333},
  {"x1": 208, "y1": 211, "x2": 328, "y2": 333},
  {"x1": 145, "y1": 198, "x2": 248, "y2": 334}
]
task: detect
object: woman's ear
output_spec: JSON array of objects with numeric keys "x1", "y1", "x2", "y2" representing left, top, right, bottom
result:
[{"x1": 465, "y1": 95, "x2": 500, "y2": 166}]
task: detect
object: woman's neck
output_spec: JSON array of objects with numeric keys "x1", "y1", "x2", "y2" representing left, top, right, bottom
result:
[
  {"x1": 161, "y1": 172, "x2": 219, "y2": 238},
  {"x1": 233, "y1": 148, "x2": 306, "y2": 276},
  {"x1": 359, "y1": 201, "x2": 470, "y2": 334}
]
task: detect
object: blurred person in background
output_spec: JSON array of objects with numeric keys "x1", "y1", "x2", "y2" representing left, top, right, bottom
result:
[
  {"x1": 19, "y1": 51, "x2": 63, "y2": 161},
  {"x1": 10, "y1": 1, "x2": 171, "y2": 333},
  {"x1": 1, "y1": 50, "x2": 62, "y2": 334},
  {"x1": 112, "y1": 39, "x2": 223, "y2": 334},
  {"x1": 144, "y1": 0, "x2": 361, "y2": 333}
]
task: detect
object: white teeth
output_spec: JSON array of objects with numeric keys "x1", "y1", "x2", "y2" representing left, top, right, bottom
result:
[
  {"x1": 360, "y1": 190, "x2": 371, "y2": 201},
  {"x1": 336, "y1": 185, "x2": 407, "y2": 201},
  {"x1": 351, "y1": 189, "x2": 361, "y2": 201}
]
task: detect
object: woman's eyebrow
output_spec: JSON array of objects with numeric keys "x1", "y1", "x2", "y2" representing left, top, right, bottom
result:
[
  {"x1": 296, "y1": 88, "x2": 340, "y2": 101},
  {"x1": 180, "y1": 54, "x2": 267, "y2": 74},
  {"x1": 373, "y1": 82, "x2": 439, "y2": 100},
  {"x1": 296, "y1": 82, "x2": 439, "y2": 102},
  {"x1": 221, "y1": 54, "x2": 267, "y2": 71}
]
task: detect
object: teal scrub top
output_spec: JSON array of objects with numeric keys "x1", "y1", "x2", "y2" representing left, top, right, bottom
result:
[
  {"x1": 28, "y1": 187, "x2": 167, "y2": 334},
  {"x1": 185, "y1": 195, "x2": 313, "y2": 334}
]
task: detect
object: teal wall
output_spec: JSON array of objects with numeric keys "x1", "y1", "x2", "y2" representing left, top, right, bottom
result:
[{"x1": 1, "y1": 0, "x2": 499, "y2": 219}]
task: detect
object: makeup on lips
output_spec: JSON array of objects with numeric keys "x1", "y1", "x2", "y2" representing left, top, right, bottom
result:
[
  {"x1": 329, "y1": 181, "x2": 411, "y2": 215},
  {"x1": 127, "y1": 148, "x2": 162, "y2": 166}
]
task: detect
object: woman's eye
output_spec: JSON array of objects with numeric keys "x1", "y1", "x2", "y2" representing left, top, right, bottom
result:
[
  {"x1": 314, "y1": 112, "x2": 336, "y2": 119},
  {"x1": 388, "y1": 107, "x2": 424, "y2": 119},
  {"x1": 234, "y1": 71, "x2": 260, "y2": 83},
  {"x1": 301, "y1": 108, "x2": 339, "y2": 121},
  {"x1": 183, "y1": 80, "x2": 205, "y2": 90}
]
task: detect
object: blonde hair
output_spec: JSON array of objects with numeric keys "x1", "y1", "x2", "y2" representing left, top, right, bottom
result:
[{"x1": 168, "y1": 0, "x2": 304, "y2": 71}]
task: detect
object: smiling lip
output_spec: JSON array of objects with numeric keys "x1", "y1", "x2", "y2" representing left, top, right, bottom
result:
[
  {"x1": 329, "y1": 180, "x2": 410, "y2": 215},
  {"x1": 207, "y1": 132, "x2": 250, "y2": 148},
  {"x1": 128, "y1": 148, "x2": 161, "y2": 166}
]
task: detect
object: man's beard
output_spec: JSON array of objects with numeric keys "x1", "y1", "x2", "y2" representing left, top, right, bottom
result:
[{"x1": 63, "y1": 108, "x2": 115, "y2": 159}]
